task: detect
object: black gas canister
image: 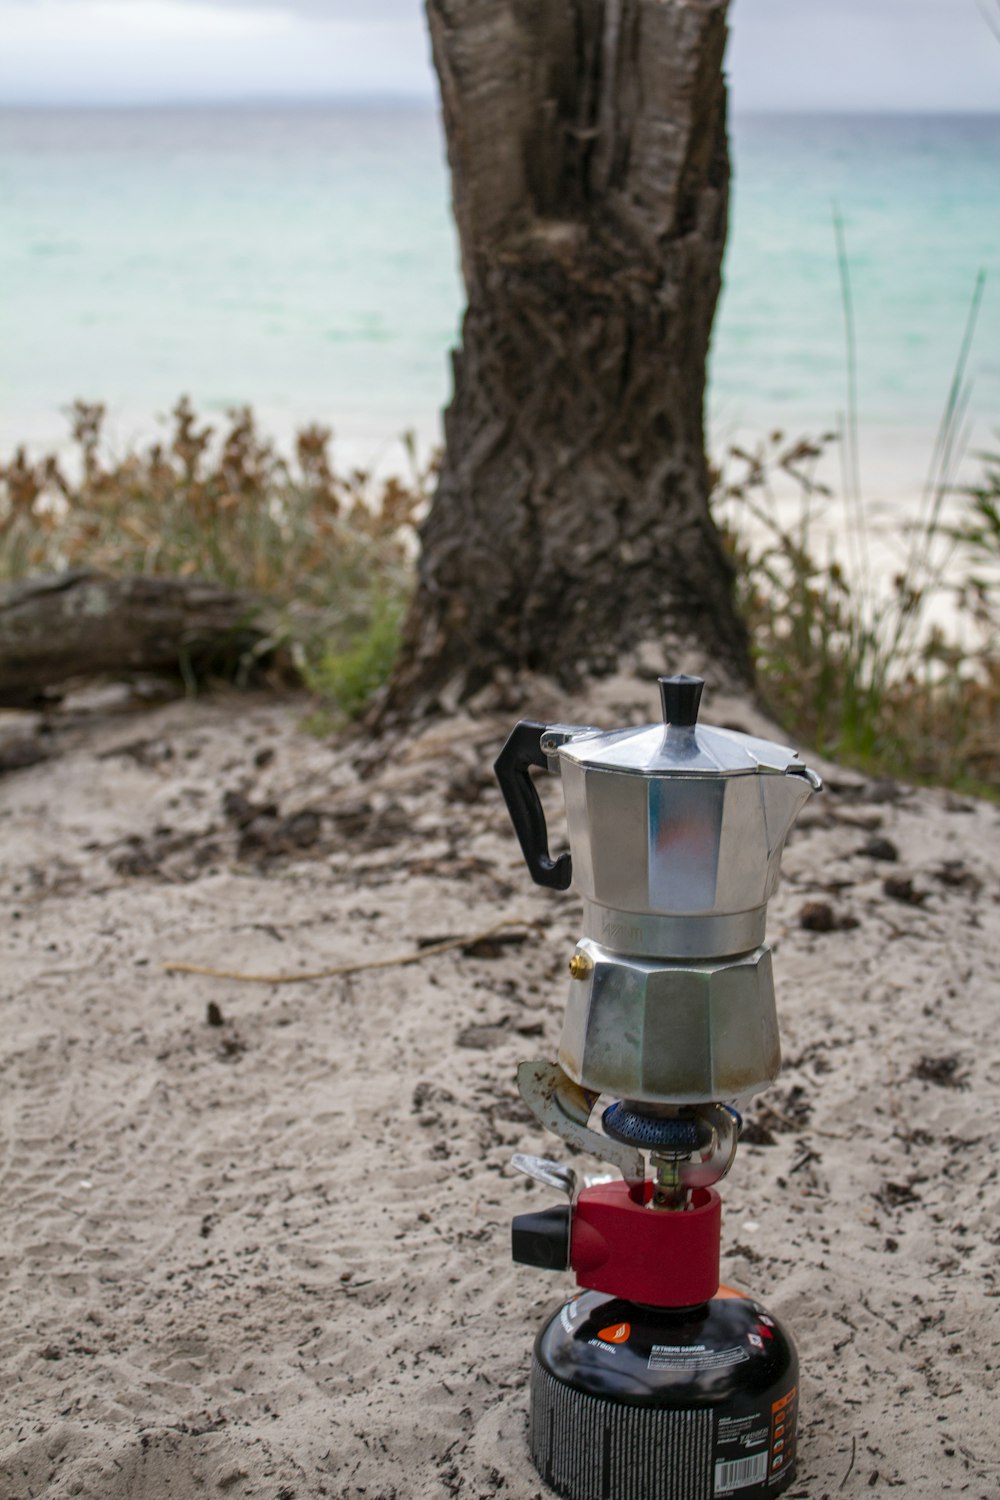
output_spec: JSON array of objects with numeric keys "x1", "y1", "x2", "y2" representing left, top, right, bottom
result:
[{"x1": 530, "y1": 1289, "x2": 798, "y2": 1500}]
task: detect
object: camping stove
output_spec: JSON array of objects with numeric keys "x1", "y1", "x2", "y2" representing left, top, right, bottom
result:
[{"x1": 494, "y1": 676, "x2": 821, "y2": 1500}]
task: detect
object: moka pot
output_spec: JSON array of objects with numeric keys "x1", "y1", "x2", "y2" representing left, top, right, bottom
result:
[{"x1": 495, "y1": 676, "x2": 822, "y2": 1106}]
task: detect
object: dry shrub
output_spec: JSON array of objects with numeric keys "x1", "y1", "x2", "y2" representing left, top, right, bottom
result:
[
  {"x1": 0, "y1": 399, "x2": 436, "y2": 714},
  {"x1": 712, "y1": 432, "x2": 1000, "y2": 794}
]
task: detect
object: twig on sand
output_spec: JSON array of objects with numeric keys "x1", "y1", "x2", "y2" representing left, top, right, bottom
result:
[
  {"x1": 761, "y1": 1099, "x2": 803, "y2": 1132},
  {"x1": 839, "y1": 1433, "x2": 857, "y2": 1490},
  {"x1": 162, "y1": 917, "x2": 542, "y2": 984}
]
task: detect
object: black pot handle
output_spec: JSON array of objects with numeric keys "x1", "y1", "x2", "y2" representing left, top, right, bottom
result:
[{"x1": 494, "y1": 721, "x2": 572, "y2": 891}]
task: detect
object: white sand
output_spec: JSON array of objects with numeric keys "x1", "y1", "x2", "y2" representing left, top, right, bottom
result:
[{"x1": 1, "y1": 678, "x2": 998, "y2": 1499}]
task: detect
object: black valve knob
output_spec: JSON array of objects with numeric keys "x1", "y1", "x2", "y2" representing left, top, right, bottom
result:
[
  {"x1": 512, "y1": 1206, "x2": 571, "y2": 1271},
  {"x1": 659, "y1": 674, "x2": 704, "y2": 728}
]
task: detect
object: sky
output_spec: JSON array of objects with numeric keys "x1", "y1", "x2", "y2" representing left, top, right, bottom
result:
[{"x1": 0, "y1": 0, "x2": 997, "y2": 111}]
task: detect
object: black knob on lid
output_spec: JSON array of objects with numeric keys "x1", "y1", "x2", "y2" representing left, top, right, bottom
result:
[{"x1": 659, "y1": 674, "x2": 704, "y2": 727}]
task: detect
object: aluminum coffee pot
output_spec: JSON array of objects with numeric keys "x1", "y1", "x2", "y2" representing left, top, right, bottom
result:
[
  {"x1": 495, "y1": 676, "x2": 822, "y2": 1106},
  {"x1": 495, "y1": 674, "x2": 821, "y2": 958}
]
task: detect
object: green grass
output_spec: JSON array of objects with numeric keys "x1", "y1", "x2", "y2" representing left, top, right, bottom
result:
[
  {"x1": 711, "y1": 426, "x2": 998, "y2": 793},
  {"x1": 302, "y1": 589, "x2": 406, "y2": 725}
]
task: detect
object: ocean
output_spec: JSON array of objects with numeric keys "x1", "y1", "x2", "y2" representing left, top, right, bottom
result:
[{"x1": 1, "y1": 106, "x2": 998, "y2": 501}]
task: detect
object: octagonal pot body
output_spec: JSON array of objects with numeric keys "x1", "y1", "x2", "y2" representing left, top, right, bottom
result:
[
  {"x1": 558, "y1": 758, "x2": 812, "y2": 959},
  {"x1": 558, "y1": 940, "x2": 780, "y2": 1105}
]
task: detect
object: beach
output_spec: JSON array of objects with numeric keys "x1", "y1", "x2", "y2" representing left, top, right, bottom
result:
[
  {"x1": 1, "y1": 667, "x2": 997, "y2": 1498},
  {"x1": 2, "y1": 85, "x2": 999, "y2": 1500}
]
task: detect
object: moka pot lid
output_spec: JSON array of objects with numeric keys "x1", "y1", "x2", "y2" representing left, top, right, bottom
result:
[{"x1": 550, "y1": 676, "x2": 818, "y2": 780}]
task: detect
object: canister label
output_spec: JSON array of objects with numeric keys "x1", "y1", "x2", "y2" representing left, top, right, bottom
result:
[
  {"x1": 712, "y1": 1384, "x2": 798, "y2": 1495},
  {"x1": 530, "y1": 1359, "x2": 798, "y2": 1500}
]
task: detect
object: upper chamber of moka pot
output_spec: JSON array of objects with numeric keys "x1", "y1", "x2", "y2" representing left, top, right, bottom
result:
[{"x1": 495, "y1": 676, "x2": 822, "y2": 1106}]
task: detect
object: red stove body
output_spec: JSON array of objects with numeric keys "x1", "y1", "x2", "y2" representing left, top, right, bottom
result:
[{"x1": 572, "y1": 1181, "x2": 721, "y2": 1306}]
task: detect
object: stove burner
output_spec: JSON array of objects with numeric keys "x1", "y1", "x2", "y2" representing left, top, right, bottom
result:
[{"x1": 602, "y1": 1103, "x2": 710, "y2": 1151}]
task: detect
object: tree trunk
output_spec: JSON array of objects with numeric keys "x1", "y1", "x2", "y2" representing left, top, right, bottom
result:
[
  {"x1": 0, "y1": 571, "x2": 267, "y2": 705},
  {"x1": 389, "y1": 0, "x2": 750, "y2": 713}
]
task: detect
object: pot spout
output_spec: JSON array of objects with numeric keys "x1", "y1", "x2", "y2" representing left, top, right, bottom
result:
[{"x1": 761, "y1": 763, "x2": 823, "y2": 857}]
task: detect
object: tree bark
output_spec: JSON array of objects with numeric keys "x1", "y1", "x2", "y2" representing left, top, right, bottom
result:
[
  {"x1": 0, "y1": 571, "x2": 267, "y2": 705},
  {"x1": 389, "y1": 0, "x2": 750, "y2": 712}
]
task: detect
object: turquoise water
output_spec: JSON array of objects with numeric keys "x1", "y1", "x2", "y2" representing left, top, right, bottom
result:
[
  {"x1": 713, "y1": 113, "x2": 1000, "y2": 497},
  {"x1": 1, "y1": 106, "x2": 998, "y2": 491}
]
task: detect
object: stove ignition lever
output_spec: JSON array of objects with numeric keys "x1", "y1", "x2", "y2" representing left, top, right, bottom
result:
[
  {"x1": 516, "y1": 1059, "x2": 644, "y2": 1191},
  {"x1": 510, "y1": 1153, "x2": 578, "y2": 1200}
]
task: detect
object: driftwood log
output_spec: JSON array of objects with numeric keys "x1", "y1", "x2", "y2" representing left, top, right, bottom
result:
[
  {"x1": 388, "y1": 0, "x2": 749, "y2": 713},
  {"x1": 0, "y1": 571, "x2": 268, "y2": 706}
]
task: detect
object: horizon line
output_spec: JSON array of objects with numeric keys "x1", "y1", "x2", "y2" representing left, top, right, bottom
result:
[{"x1": 2, "y1": 97, "x2": 1000, "y2": 117}]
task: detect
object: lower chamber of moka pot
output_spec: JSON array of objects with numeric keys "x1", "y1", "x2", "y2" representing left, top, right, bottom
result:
[{"x1": 529, "y1": 1289, "x2": 798, "y2": 1500}]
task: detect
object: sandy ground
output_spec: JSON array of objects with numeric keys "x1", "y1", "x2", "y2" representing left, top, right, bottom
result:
[{"x1": 1, "y1": 673, "x2": 998, "y2": 1500}]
